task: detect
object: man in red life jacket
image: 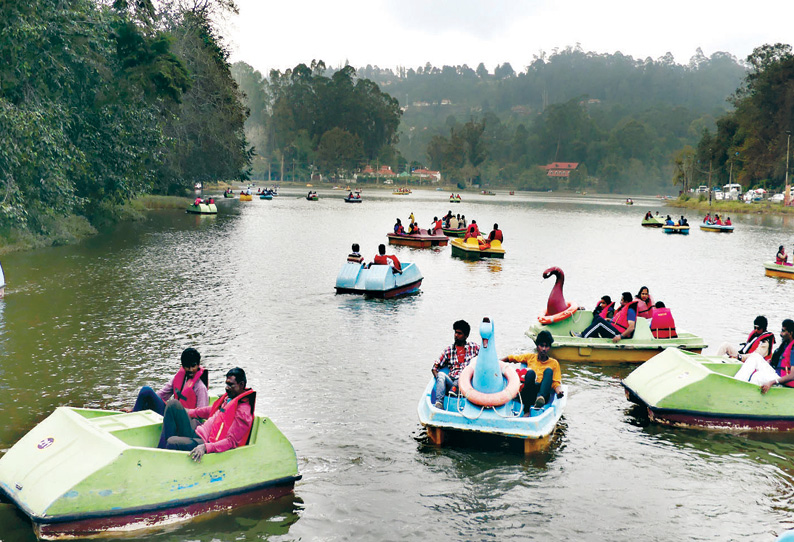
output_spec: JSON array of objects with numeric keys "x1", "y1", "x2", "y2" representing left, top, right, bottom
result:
[
  {"x1": 464, "y1": 220, "x2": 480, "y2": 240},
  {"x1": 488, "y1": 223, "x2": 503, "y2": 242},
  {"x1": 157, "y1": 367, "x2": 255, "y2": 462},
  {"x1": 717, "y1": 316, "x2": 775, "y2": 361},
  {"x1": 760, "y1": 319, "x2": 794, "y2": 392},
  {"x1": 124, "y1": 348, "x2": 209, "y2": 415},
  {"x1": 372, "y1": 244, "x2": 401, "y2": 273},
  {"x1": 429, "y1": 216, "x2": 443, "y2": 235},
  {"x1": 572, "y1": 292, "x2": 636, "y2": 342}
]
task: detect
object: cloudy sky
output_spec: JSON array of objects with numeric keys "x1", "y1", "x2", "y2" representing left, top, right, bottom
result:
[{"x1": 226, "y1": 0, "x2": 790, "y2": 75}]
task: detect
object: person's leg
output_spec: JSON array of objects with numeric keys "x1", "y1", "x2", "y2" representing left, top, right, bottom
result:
[
  {"x1": 165, "y1": 436, "x2": 204, "y2": 451},
  {"x1": 717, "y1": 343, "x2": 738, "y2": 357},
  {"x1": 158, "y1": 399, "x2": 199, "y2": 448},
  {"x1": 520, "y1": 370, "x2": 540, "y2": 415},
  {"x1": 434, "y1": 373, "x2": 454, "y2": 408},
  {"x1": 538, "y1": 368, "x2": 554, "y2": 403},
  {"x1": 132, "y1": 386, "x2": 167, "y2": 415},
  {"x1": 583, "y1": 319, "x2": 619, "y2": 339}
]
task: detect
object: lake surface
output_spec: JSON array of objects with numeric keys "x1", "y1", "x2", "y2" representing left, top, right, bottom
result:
[{"x1": 1, "y1": 189, "x2": 794, "y2": 541}]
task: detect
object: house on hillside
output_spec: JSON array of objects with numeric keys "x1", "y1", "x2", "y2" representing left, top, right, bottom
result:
[
  {"x1": 543, "y1": 162, "x2": 579, "y2": 179},
  {"x1": 412, "y1": 168, "x2": 442, "y2": 183}
]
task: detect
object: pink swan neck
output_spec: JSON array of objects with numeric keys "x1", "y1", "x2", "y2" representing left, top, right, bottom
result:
[{"x1": 543, "y1": 267, "x2": 568, "y2": 315}]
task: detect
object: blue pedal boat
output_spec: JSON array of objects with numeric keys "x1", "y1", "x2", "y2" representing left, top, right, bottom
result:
[
  {"x1": 417, "y1": 318, "x2": 567, "y2": 454},
  {"x1": 335, "y1": 262, "x2": 423, "y2": 298}
]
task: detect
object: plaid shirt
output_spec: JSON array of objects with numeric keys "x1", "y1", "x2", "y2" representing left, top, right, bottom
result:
[{"x1": 433, "y1": 341, "x2": 480, "y2": 379}]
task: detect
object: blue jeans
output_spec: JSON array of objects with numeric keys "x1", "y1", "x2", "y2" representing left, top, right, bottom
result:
[
  {"x1": 132, "y1": 386, "x2": 167, "y2": 415},
  {"x1": 434, "y1": 373, "x2": 458, "y2": 406}
]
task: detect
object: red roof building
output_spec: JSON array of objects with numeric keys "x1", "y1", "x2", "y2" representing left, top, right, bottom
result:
[
  {"x1": 543, "y1": 162, "x2": 579, "y2": 178},
  {"x1": 412, "y1": 168, "x2": 442, "y2": 182}
]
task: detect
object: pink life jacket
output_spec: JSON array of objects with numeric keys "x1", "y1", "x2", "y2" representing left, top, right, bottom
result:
[
  {"x1": 207, "y1": 389, "x2": 256, "y2": 445},
  {"x1": 171, "y1": 367, "x2": 207, "y2": 409},
  {"x1": 635, "y1": 297, "x2": 654, "y2": 319},
  {"x1": 598, "y1": 301, "x2": 615, "y2": 320},
  {"x1": 742, "y1": 331, "x2": 776, "y2": 361},
  {"x1": 650, "y1": 308, "x2": 677, "y2": 339},
  {"x1": 612, "y1": 300, "x2": 639, "y2": 333},
  {"x1": 776, "y1": 341, "x2": 794, "y2": 388}
]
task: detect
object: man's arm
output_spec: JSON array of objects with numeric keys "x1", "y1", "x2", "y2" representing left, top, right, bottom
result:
[
  {"x1": 613, "y1": 319, "x2": 636, "y2": 343},
  {"x1": 761, "y1": 372, "x2": 791, "y2": 394}
]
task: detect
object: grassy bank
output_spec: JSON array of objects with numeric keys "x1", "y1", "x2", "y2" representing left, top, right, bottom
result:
[{"x1": 665, "y1": 197, "x2": 794, "y2": 216}]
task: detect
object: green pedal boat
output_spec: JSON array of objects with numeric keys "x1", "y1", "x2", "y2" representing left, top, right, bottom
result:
[
  {"x1": 622, "y1": 347, "x2": 794, "y2": 430},
  {"x1": 0, "y1": 407, "x2": 300, "y2": 539}
]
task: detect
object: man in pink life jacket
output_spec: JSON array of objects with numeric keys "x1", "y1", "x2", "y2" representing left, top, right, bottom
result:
[
  {"x1": 157, "y1": 367, "x2": 255, "y2": 462},
  {"x1": 760, "y1": 320, "x2": 794, "y2": 392},
  {"x1": 124, "y1": 347, "x2": 208, "y2": 416},
  {"x1": 717, "y1": 316, "x2": 775, "y2": 361}
]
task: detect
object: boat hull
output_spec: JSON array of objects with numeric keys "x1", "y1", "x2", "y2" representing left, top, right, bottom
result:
[
  {"x1": 622, "y1": 348, "x2": 794, "y2": 430},
  {"x1": 344, "y1": 197, "x2": 362, "y2": 203},
  {"x1": 239, "y1": 194, "x2": 253, "y2": 201},
  {"x1": 526, "y1": 312, "x2": 706, "y2": 363},
  {"x1": 0, "y1": 408, "x2": 300, "y2": 538},
  {"x1": 441, "y1": 227, "x2": 466, "y2": 238},
  {"x1": 764, "y1": 262, "x2": 794, "y2": 279},
  {"x1": 700, "y1": 224, "x2": 734, "y2": 233},
  {"x1": 450, "y1": 237, "x2": 505, "y2": 259},
  {"x1": 641, "y1": 218, "x2": 663, "y2": 227},
  {"x1": 387, "y1": 229, "x2": 448, "y2": 248},
  {"x1": 662, "y1": 225, "x2": 689, "y2": 234},
  {"x1": 335, "y1": 261, "x2": 423, "y2": 298},
  {"x1": 417, "y1": 370, "x2": 567, "y2": 454},
  {"x1": 186, "y1": 203, "x2": 217, "y2": 214}
]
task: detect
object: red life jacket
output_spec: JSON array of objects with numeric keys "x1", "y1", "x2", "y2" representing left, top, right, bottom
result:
[
  {"x1": 635, "y1": 298, "x2": 654, "y2": 319},
  {"x1": 171, "y1": 367, "x2": 207, "y2": 409},
  {"x1": 776, "y1": 341, "x2": 794, "y2": 388},
  {"x1": 741, "y1": 330, "x2": 776, "y2": 361},
  {"x1": 490, "y1": 229, "x2": 503, "y2": 242},
  {"x1": 207, "y1": 389, "x2": 256, "y2": 445},
  {"x1": 466, "y1": 224, "x2": 480, "y2": 237},
  {"x1": 373, "y1": 254, "x2": 389, "y2": 265},
  {"x1": 598, "y1": 301, "x2": 615, "y2": 320},
  {"x1": 612, "y1": 300, "x2": 639, "y2": 332},
  {"x1": 650, "y1": 308, "x2": 677, "y2": 339}
]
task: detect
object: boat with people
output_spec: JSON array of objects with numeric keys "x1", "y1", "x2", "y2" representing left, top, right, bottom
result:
[
  {"x1": 306, "y1": 192, "x2": 319, "y2": 201},
  {"x1": 223, "y1": 189, "x2": 234, "y2": 198},
  {"x1": 392, "y1": 188, "x2": 412, "y2": 196},
  {"x1": 441, "y1": 226, "x2": 466, "y2": 238},
  {"x1": 622, "y1": 347, "x2": 794, "y2": 430},
  {"x1": 641, "y1": 214, "x2": 664, "y2": 227},
  {"x1": 335, "y1": 261, "x2": 423, "y2": 298},
  {"x1": 450, "y1": 237, "x2": 505, "y2": 259},
  {"x1": 387, "y1": 229, "x2": 448, "y2": 248},
  {"x1": 525, "y1": 267, "x2": 706, "y2": 363},
  {"x1": 0, "y1": 406, "x2": 300, "y2": 538},
  {"x1": 625, "y1": 198, "x2": 634, "y2": 205},
  {"x1": 260, "y1": 194, "x2": 273, "y2": 200},
  {"x1": 662, "y1": 225, "x2": 689, "y2": 235},
  {"x1": 186, "y1": 201, "x2": 217, "y2": 214},
  {"x1": 481, "y1": 190, "x2": 496, "y2": 196},
  {"x1": 449, "y1": 195, "x2": 461, "y2": 203},
  {"x1": 764, "y1": 262, "x2": 794, "y2": 280},
  {"x1": 239, "y1": 193, "x2": 253, "y2": 201},
  {"x1": 417, "y1": 318, "x2": 567, "y2": 454},
  {"x1": 344, "y1": 193, "x2": 362, "y2": 203},
  {"x1": 700, "y1": 223, "x2": 734, "y2": 233}
]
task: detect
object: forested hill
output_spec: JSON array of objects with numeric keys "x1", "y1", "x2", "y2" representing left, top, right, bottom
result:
[{"x1": 360, "y1": 46, "x2": 746, "y2": 192}]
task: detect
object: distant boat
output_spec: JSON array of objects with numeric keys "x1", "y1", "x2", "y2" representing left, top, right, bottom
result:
[{"x1": 0, "y1": 260, "x2": 5, "y2": 298}]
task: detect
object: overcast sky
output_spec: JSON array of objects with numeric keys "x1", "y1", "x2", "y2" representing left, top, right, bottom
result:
[{"x1": 225, "y1": 0, "x2": 791, "y2": 75}]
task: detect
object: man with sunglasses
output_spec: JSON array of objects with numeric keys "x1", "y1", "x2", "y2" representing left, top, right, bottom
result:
[{"x1": 717, "y1": 316, "x2": 775, "y2": 361}]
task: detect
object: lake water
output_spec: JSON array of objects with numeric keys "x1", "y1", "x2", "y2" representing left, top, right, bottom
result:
[{"x1": 1, "y1": 189, "x2": 793, "y2": 541}]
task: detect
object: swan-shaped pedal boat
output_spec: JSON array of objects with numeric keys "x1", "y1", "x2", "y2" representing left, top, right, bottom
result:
[
  {"x1": 0, "y1": 407, "x2": 300, "y2": 539},
  {"x1": 335, "y1": 261, "x2": 423, "y2": 298},
  {"x1": 417, "y1": 318, "x2": 567, "y2": 454}
]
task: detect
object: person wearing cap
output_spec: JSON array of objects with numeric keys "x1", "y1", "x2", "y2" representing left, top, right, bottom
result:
[
  {"x1": 717, "y1": 316, "x2": 775, "y2": 361},
  {"x1": 501, "y1": 330, "x2": 564, "y2": 414},
  {"x1": 431, "y1": 320, "x2": 480, "y2": 410}
]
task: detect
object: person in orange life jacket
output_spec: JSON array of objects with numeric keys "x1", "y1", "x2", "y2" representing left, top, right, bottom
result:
[
  {"x1": 703, "y1": 213, "x2": 711, "y2": 223},
  {"x1": 634, "y1": 286, "x2": 655, "y2": 319},
  {"x1": 464, "y1": 220, "x2": 480, "y2": 240},
  {"x1": 717, "y1": 315, "x2": 775, "y2": 360},
  {"x1": 429, "y1": 216, "x2": 443, "y2": 235},
  {"x1": 393, "y1": 218, "x2": 405, "y2": 235},
  {"x1": 488, "y1": 223, "x2": 503, "y2": 242},
  {"x1": 372, "y1": 244, "x2": 401, "y2": 273},
  {"x1": 347, "y1": 243, "x2": 365, "y2": 264},
  {"x1": 760, "y1": 320, "x2": 794, "y2": 392},
  {"x1": 408, "y1": 221, "x2": 420, "y2": 235},
  {"x1": 725, "y1": 217, "x2": 731, "y2": 225},
  {"x1": 123, "y1": 348, "x2": 208, "y2": 416},
  {"x1": 501, "y1": 330, "x2": 563, "y2": 414},
  {"x1": 572, "y1": 292, "x2": 636, "y2": 342},
  {"x1": 158, "y1": 367, "x2": 254, "y2": 462},
  {"x1": 432, "y1": 320, "x2": 480, "y2": 409},
  {"x1": 649, "y1": 301, "x2": 677, "y2": 339}
]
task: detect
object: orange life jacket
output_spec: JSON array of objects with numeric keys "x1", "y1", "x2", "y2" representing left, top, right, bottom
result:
[{"x1": 612, "y1": 300, "x2": 639, "y2": 333}]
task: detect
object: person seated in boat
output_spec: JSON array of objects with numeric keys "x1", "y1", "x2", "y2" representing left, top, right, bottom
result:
[
  {"x1": 443, "y1": 210, "x2": 453, "y2": 227},
  {"x1": 703, "y1": 213, "x2": 711, "y2": 223},
  {"x1": 717, "y1": 315, "x2": 775, "y2": 361},
  {"x1": 393, "y1": 218, "x2": 405, "y2": 235},
  {"x1": 348, "y1": 192, "x2": 354, "y2": 198},
  {"x1": 677, "y1": 216, "x2": 688, "y2": 226},
  {"x1": 488, "y1": 223, "x2": 503, "y2": 242},
  {"x1": 194, "y1": 197, "x2": 202, "y2": 206},
  {"x1": 157, "y1": 367, "x2": 254, "y2": 462},
  {"x1": 588, "y1": 295, "x2": 615, "y2": 320},
  {"x1": 408, "y1": 221, "x2": 420, "y2": 235},
  {"x1": 501, "y1": 330, "x2": 564, "y2": 414},
  {"x1": 464, "y1": 220, "x2": 480, "y2": 240},
  {"x1": 634, "y1": 286, "x2": 654, "y2": 319},
  {"x1": 649, "y1": 301, "x2": 677, "y2": 339},
  {"x1": 372, "y1": 244, "x2": 401, "y2": 273},
  {"x1": 449, "y1": 214, "x2": 459, "y2": 228},
  {"x1": 347, "y1": 243, "x2": 365, "y2": 264},
  {"x1": 206, "y1": 197, "x2": 214, "y2": 204},
  {"x1": 760, "y1": 319, "x2": 794, "y2": 393},
  {"x1": 665, "y1": 215, "x2": 674, "y2": 226},
  {"x1": 714, "y1": 214, "x2": 723, "y2": 225},
  {"x1": 432, "y1": 320, "x2": 480, "y2": 409},
  {"x1": 123, "y1": 348, "x2": 208, "y2": 416},
  {"x1": 777, "y1": 245, "x2": 792, "y2": 265},
  {"x1": 644, "y1": 211, "x2": 653, "y2": 220},
  {"x1": 725, "y1": 217, "x2": 731, "y2": 225},
  {"x1": 429, "y1": 216, "x2": 443, "y2": 235},
  {"x1": 460, "y1": 215, "x2": 467, "y2": 227},
  {"x1": 409, "y1": 212, "x2": 415, "y2": 224},
  {"x1": 571, "y1": 292, "x2": 637, "y2": 343}
]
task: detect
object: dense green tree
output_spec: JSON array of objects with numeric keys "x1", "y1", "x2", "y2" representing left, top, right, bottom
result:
[{"x1": 316, "y1": 128, "x2": 363, "y2": 178}]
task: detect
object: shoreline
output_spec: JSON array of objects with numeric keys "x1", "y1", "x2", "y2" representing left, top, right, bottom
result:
[{"x1": 664, "y1": 198, "x2": 794, "y2": 217}]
